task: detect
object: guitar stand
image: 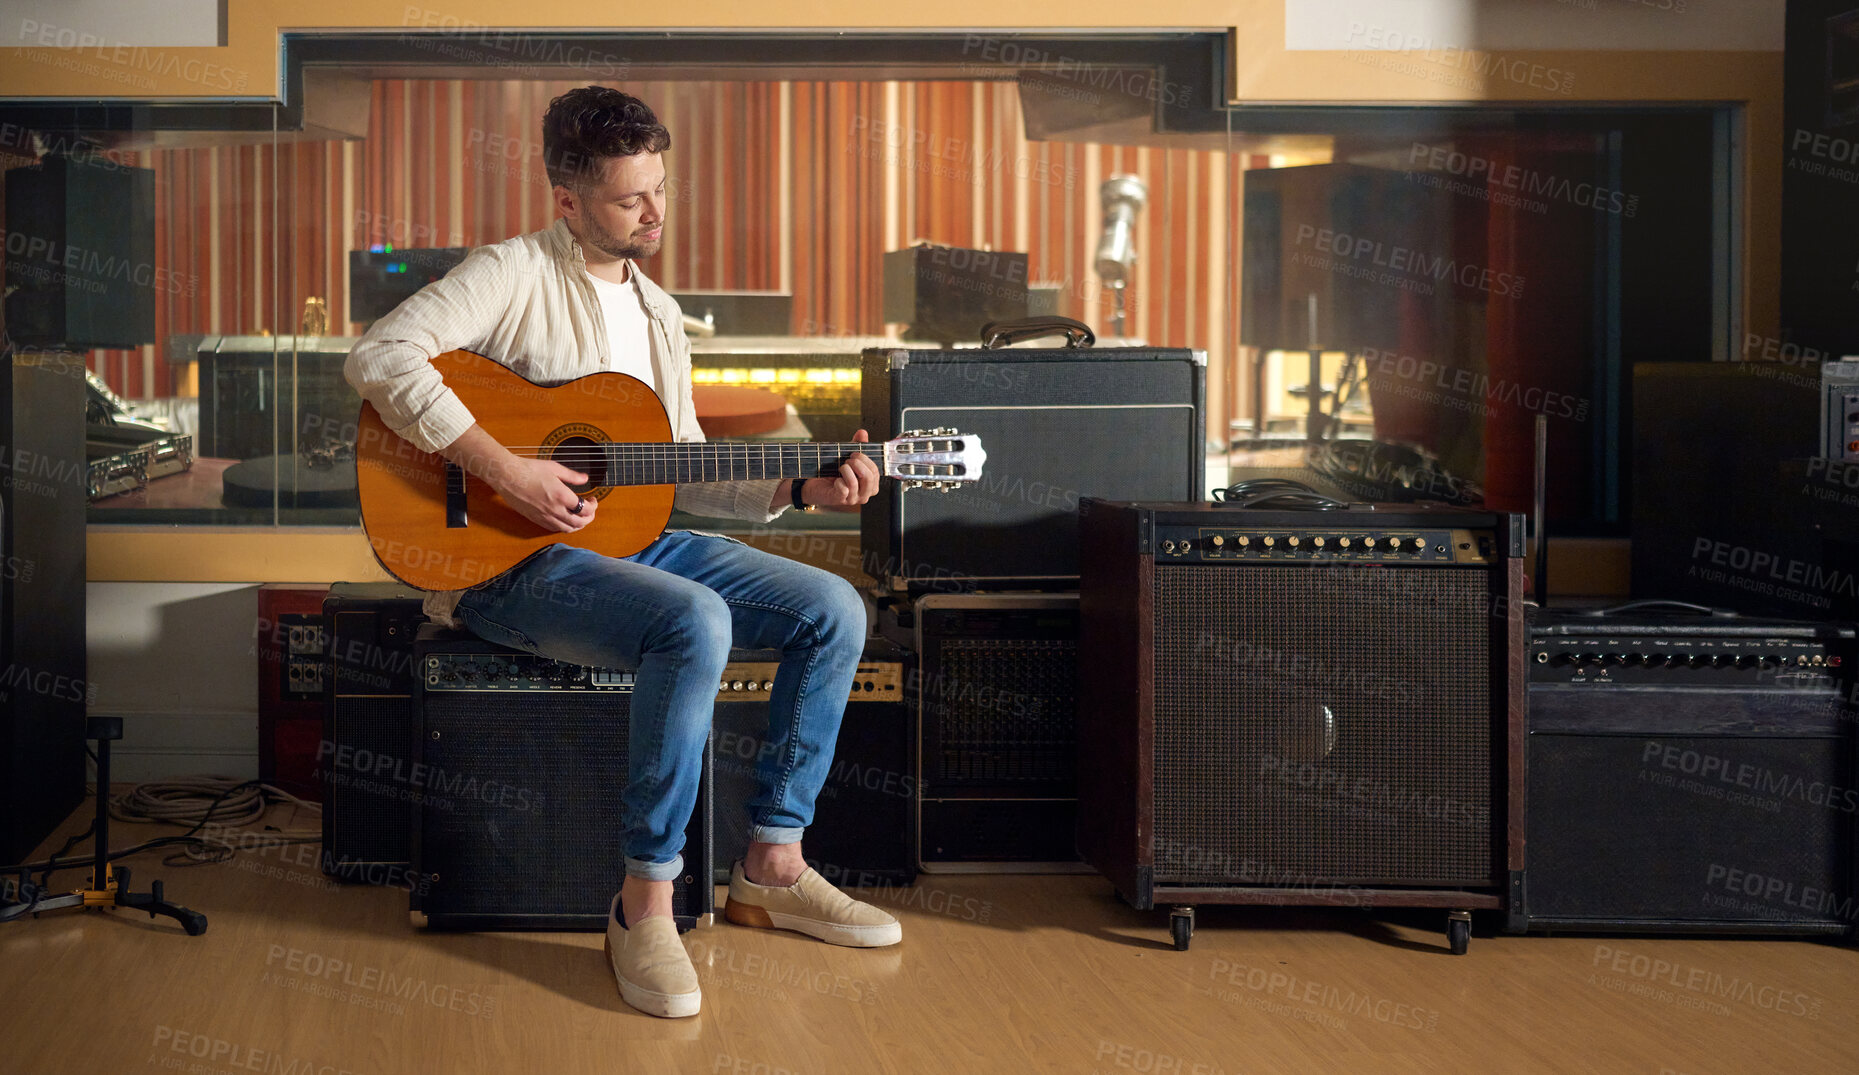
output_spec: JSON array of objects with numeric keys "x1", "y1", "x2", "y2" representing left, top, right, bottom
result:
[{"x1": 0, "y1": 717, "x2": 207, "y2": 935}]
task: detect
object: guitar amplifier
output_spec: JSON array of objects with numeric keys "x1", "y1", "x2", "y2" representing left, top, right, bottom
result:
[
  {"x1": 711, "y1": 639, "x2": 915, "y2": 885},
  {"x1": 861, "y1": 342, "x2": 1204, "y2": 589},
  {"x1": 1077, "y1": 499, "x2": 1526, "y2": 952},
  {"x1": 320, "y1": 582, "x2": 427, "y2": 884},
  {"x1": 912, "y1": 593, "x2": 1086, "y2": 871},
  {"x1": 410, "y1": 627, "x2": 713, "y2": 931},
  {"x1": 1511, "y1": 606, "x2": 1858, "y2": 935}
]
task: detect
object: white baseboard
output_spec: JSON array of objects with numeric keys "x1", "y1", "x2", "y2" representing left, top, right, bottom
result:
[{"x1": 92, "y1": 709, "x2": 257, "y2": 783}]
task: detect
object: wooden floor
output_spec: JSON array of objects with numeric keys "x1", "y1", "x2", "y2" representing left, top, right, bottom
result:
[{"x1": 5, "y1": 798, "x2": 1858, "y2": 1075}]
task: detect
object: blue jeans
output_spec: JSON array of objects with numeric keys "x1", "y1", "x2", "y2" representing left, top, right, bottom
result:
[{"x1": 452, "y1": 532, "x2": 866, "y2": 882}]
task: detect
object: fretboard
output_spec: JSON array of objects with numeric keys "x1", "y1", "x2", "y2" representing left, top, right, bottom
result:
[{"x1": 591, "y1": 442, "x2": 885, "y2": 486}]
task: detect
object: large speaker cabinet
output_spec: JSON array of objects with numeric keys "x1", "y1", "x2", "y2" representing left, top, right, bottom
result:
[
  {"x1": 711, "y1": 640, "x2": 915, "y2": 885},
  {"x1": 1513, "y1": 607, "x2": 1857, "y2": 936},
  {"x1": 410, "y1": 628, "x2": 713, "y2": 931},
  {"x1": 3, "y1": 158, "x2": 156, "y2": 350},
  {"x1": 320, "y1": 582, "x2": 426, "y2": 884},
  {"x1": 1, "y1": 354, "x2": 87, "y2": 867},
  {"x1": 1077, "y1": 500, "x2": 1526, "y2": 952},
  {"x1": 912, "y1": 593, "x2": 1085, "y2": 870},
  {"x1": 861, "y1": 346, "x2": 1204, "y2": 589}
]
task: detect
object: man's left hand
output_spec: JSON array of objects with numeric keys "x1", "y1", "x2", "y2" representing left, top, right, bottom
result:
[{"x1": 803, "y1": 429, "x2": 881, "y2": 512}]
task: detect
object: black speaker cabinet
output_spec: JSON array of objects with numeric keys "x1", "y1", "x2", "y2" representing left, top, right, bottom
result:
[
  {"x1": 913, "y1": 593, "x2": 1085, "y2": 871},
  {"x1": 1783, "y1": 1, "x2": 1859, "y2": 359},
  {"x1": 1077, "y1": 499, "x2": 1526, "y2": 952},
  {"x1": 1631, "y1": 362, "x2": 1825, "y2": 619},
  {"x1": 320, "y1": 582, "x2": 426, "y2": 884},
  {"x1": 861, "y1": 346, "x2": 1204, "y2": 589},
  {"x1": 881, "y1": 244, "x2": 1028, "y2": 344},
  {"x1": 1, "y1": 354, "x2": 88, "y2": 867},
  {"x1": 410, "y1": 628, "x2": 713, "y2": 931},
  {"x1": 1511, "y1": 608, "x2": 1857, "y2": 936},
  {"x1": 711, "y1": 640, "x2": 915, "y2": 885},
  {"x1": 4, "y1": 157, "x2": 156, "y2": 350}
]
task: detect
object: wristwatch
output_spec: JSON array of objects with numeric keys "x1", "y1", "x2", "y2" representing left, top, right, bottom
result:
[{"x1": 790, "y1": 477, "x2": 816, "y2": 512}]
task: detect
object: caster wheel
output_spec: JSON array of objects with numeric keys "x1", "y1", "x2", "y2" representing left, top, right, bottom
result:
[
  {"x1": 1448, "y1": 915, "x2": 1471, "y2": 955},
  {"x1": 1169, "y1": 907, "x2": 1194, "y2": 951}
]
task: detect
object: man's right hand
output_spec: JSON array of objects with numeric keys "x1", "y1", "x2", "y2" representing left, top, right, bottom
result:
[{"x1": 443, "y1": 424, "x2": 596, "y2": 533}]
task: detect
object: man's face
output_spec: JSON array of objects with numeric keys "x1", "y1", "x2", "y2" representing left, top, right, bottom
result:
[{"x1": 560, "y1": 150, "x2": 666, "y2": 260}]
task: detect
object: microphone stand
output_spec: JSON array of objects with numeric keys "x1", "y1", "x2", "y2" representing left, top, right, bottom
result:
[{"x1": 0, "y1": 717, "x2": 208, "y2": 935}]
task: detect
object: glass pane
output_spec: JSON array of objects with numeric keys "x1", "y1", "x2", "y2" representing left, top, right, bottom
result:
[{"x1": 1224, "y1": 108, "x2": 1721, "y2": 536}]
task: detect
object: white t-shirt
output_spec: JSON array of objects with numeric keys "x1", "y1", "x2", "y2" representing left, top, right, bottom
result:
[{"x1": 586, "y1": 268, "x2": 660, "y2": 396}]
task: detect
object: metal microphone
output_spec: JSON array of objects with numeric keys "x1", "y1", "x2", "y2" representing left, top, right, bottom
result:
[
  {"x1": 1095, "y1": 174, "x2": 1147, "y2": 336},
  {"x1": 1094, "y1": 174, "x2": 1148, "y2": 286}
]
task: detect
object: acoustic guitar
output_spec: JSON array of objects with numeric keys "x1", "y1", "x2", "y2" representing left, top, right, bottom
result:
[{"x1": 355, "y1": 349, "x2": 985, "y2": 590}]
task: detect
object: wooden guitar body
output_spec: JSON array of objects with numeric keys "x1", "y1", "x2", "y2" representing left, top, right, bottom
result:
[{"x1": 356, "y1": 349, "x2": 675, "y2": 590}]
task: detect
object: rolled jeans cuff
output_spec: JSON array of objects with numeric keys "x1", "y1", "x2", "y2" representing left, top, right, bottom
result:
[
  {"x1": 625, "y1": 853, "x2": 686, "y2": 882},
  {"x1": 748, "y1": 825, "x2": 804, "y2": 846}
]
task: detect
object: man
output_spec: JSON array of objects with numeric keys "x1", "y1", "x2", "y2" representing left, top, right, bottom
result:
[{"x1": 346, "y1": 86, "x2": 900, "y2": 1020}]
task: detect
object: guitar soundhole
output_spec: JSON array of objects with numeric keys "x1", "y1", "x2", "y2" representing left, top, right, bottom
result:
[{"x1": 550, "y1": 436, "x2": 609, "y2": 490}]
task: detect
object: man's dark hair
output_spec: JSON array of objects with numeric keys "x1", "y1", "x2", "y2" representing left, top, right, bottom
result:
[{"x1": 541, "y1": 86, "x2": 671, "y2": 191}]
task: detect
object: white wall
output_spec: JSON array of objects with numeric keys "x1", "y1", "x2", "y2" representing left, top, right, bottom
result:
[
  {"x1": 87, "y1": 581, "x2": 260, "y2": 782},
  {"x1": 1285, "y1": 0, "x2": 1786, "y2": 53},
  {"x1": 0, "y1": 0, "x2": 223, "y2": 49}
]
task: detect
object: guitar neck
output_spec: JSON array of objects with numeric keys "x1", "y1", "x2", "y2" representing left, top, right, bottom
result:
[{"x1": 597, "y1": 442, "x2": 885, "y2": 486}]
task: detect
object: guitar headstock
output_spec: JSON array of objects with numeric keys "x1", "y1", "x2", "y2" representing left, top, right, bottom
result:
[{"x1": 884, "y1": 428, "x2": 986, "y2": 490}]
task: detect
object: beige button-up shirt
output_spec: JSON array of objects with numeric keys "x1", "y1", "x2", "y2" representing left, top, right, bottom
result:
[{"x1": 346, "y1": 217, "x2": 785, "y2": 620}]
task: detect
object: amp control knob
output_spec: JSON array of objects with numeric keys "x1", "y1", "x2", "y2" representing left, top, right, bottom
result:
[
  {"x1": 1287, "y1": 536, "x2": 1302, "y2": 548},
  {"x1": 1338, "y1": 537, "x2": 1352, "y2": 549},
  {"x1": 1263, "y1": 536, "x2": 1277, "y2": 548},
  {"x1": 1312, "y1": 537, "x2": 1326, "y2": 549},
  {"x1": 1236, "y1": 536, "x2": 1251, "y2": 548},
  {"x1": 1211, "y1": 535, "x2": 1225, "y2": 548}
]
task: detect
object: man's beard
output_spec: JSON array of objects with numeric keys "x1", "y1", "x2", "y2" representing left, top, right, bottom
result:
[{"x1": 581, "y1": 216, "x2": 661, "y2": 260}]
